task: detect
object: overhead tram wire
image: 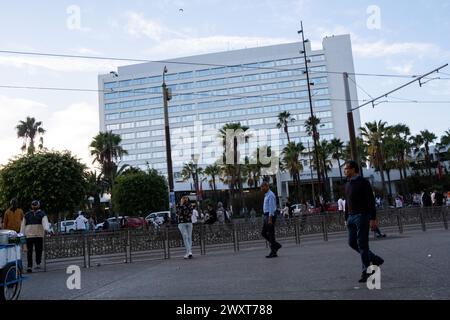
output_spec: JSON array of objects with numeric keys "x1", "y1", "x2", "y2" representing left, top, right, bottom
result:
[
  {"x1": 1, "y1": 84, "x2": 450, "y2": 105},
  {"x1": 0, "y1": 49, "x2": 447, "y2": 80}
]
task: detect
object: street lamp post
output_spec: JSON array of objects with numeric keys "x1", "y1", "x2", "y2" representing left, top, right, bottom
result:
[
  {"x1": 298, "y1": 21, "x2": 323, "y2": 201},
  {"x1": 162, "y1": 66, "x2": 175, "y2": 220}
]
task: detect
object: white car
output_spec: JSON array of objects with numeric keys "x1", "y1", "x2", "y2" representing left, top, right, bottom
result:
[
  {"x1": 95, "y1": 217, "x2": 121, "y2": 231},
  {"x1": 58, "y1": 220, "x2": 76, "y2": 233},
  {"x1": 145, "y1": 211, "x2": 169, "y2": 226}
]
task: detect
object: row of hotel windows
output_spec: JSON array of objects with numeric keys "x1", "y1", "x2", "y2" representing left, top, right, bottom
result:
[
  {"x1": 104, "y1": 75, "x2": 328, "y2": 109},
  {"x1": 119, "y1": 134, "x2": 335, "y2": 164},
  {"x1": 104, "y1": 74, "x2": 328, "y2": 101},
  {"x1": 105, "y1": 99, "x2": 331, "y2": 122},
  {"x1": 105, "y1": 89, "x2": 330, "y2": 120},
  {"x1": 104, "y1": 55, "x2": 326, "y2": 89},
  {"x1": 117, "y1": 122, "x2": 334, "y2": 144}
]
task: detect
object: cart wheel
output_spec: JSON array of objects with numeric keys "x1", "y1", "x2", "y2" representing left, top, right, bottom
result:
[{"x1": 0, "y1": 263, "x2": 22, "y2": 301}]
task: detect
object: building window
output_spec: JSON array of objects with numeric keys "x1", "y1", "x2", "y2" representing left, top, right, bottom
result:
[
  {"x1": 136, "y1": 120, "x2": 150, "y2": 128},
  {"x1": 122, "y1": 154, "x2": 137, "y2": 161},
  {"x1": 151, "y1": 119, "x2": 164, "y2": 126},
  {"x1": 136, "y1": 131, "x2": 150, "y2": 138},
  {"x1": 123, "y1": 143, "x2": 136, "y2": 150},
  {"x1": 121, "y1": 122, "x2": 134, "y2": 129},
  {"x1": 106, "y1": 124, "x2": 120, "y2": 130},
  {"x1": 105, "y1": 103, "x2": 120, "y2": 110},
  {"x1": 121, "y1": 133, "x2": 135, "y2": 140},
  {"x1": 137, "y1": 142, "x2": 151, "y2": 149},
  {"x1": 120, "y1": 112, "x2": 134, "y2": 119}
]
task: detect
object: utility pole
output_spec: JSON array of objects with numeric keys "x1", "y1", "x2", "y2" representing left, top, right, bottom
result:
[
  {"x1": 344, "y1": 72, "x2": 359, "y2": 163},
  {"x1": 346, "y1": 64, "x2": 448, "y2": 177},
  {"x1": 162, "y1": 66, "x2": 175, "y2": 220},
  {"x1": 298, "y1": 21, "x2": 323, "y2": 201}
]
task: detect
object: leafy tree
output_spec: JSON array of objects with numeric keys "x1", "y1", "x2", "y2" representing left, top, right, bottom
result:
[
  {"x1": 16, "y1": 116, "x2": 46, "y2": 154},
  {"x1": 0, "y1": 152, "x2": 87, "y2": 221},
  {"x1": 112, "y1": 170, "x2": 169, "y2": 216}
]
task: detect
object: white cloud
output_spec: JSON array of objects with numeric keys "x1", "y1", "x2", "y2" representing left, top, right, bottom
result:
[
  {"x1": 0, "y1": 55, "x2": 123, "y2": 73},
  {"x1": 353, "y1": 41, "x2": 441, "y2": 59},
  {"x1": 72, "y1": 48, "x2": 102, "y2": 55},
  {"x1": 387, "y1": 62, "x2": 414, "y2": 75},
  {"x1": 124, "y1": 12, "x2": 186, "y2": 41},
  {"x1": 0, "y1": 95, "x2": 97, "y2": 168}
]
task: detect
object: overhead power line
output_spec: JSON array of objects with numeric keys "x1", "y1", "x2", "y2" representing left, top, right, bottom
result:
[{"x1": 0, "y1": 49, "x2": 447, "y2": 80}]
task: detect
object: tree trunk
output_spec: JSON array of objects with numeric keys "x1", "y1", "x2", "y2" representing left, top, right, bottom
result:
[
  {"x1": 386, "y1": 169, "x2": 393, "y2": 201},
  {"x1": 337, "y1": 158, "x2": 343, "y2": 182},
  {"x1": 285, "y1": 127, "x2": 290, "y2": 143}
]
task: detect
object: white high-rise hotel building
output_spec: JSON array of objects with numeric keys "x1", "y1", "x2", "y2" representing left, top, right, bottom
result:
[{"x1": 98, "y1": 35, "x2": 361, "y2": 193}]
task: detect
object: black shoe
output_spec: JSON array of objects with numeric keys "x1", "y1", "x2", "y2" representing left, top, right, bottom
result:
[
  {"x1": 372, "y1": 257, "x2": 384, "y2": 267},
  {"x1": 358, "y1": 272, "x2": 371, "y2": 283},
  {"x1": 27, "y1": 268, "x2": 32, "y2": 273},
  {"x1": 266, "y1": 253, "x2": 278, "y2": 258}
]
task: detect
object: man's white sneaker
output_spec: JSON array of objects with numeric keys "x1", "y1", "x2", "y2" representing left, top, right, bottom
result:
[{"x1": 183, "y1": 254, "x2": 189, "y2": 259}]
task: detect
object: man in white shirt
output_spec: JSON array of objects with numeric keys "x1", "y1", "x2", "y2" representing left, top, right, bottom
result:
[
  {"x1": 338, "y1": 196, "x2": 346, "y2": 225},
  {"x1": 75, "y1": 212, "x2": 88, "y2": 232},
  {"x1": 191, "y1": 204, "x2": 199, "y2": 224}
]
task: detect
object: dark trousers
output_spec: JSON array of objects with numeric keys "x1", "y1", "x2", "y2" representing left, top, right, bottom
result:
[
  {"x1": 26, "y1": 237, "x2": 43, "y2": 268},
  {"x1": 347, "y1": 214, "x2": 382, "y2": 273},
  {"x1": 261, "y1": 215, "x2": 281, "y2": 253}
]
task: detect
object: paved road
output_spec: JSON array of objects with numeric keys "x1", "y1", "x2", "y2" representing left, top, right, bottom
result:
[{"x1": 19, "y1": 228, "x2": 450, "y2": 300}]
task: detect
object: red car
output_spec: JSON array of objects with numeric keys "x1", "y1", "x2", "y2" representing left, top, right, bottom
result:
[{"x1": 119, "y1": 216, "x2": 148, "y2": 229}]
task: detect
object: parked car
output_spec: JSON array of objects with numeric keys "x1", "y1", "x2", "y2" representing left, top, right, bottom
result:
[
  {"x1": 95, "y1": 217, "x2": 120, "y2": 231},
  {"x1": 95, "y1": 216, "x2": 147, "y2": 231},
  {"x1": 121, "y1": 216, "x2": 148, "y2": 229},
  {"x1": 145, "y1": 211, "x2": 169, "y2": 226},
  {"x1": 58, "y1": 220, "x2": 76, "y2": 233}
]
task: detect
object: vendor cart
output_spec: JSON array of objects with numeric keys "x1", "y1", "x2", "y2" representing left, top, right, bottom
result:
[{"x1": 0, "y1": 243, "x2": 24, "y2": 300}]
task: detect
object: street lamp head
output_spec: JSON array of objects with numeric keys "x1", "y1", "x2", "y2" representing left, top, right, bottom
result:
[
  {"x1": 304, "y1": 39, "x2": 310, "y2": 43},
  {"x1": 163, "y1": 66, "x2": 168, "y2": 74},
  {"x1": 297, "y1": 29, "x2": 303, "y2": 34}
]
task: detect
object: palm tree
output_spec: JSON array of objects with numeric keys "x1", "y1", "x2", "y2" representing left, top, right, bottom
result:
[
  {"x1": 387, "y1": 124, "x2": 411, "y2": 194},
  {"x1": 330, "y1": 138, "x2": 345, "y2": 182},
  {"x1": 89, "y1": 131, "x2": 128, "y2": 190},
  {"x1": 204, "y1": 163, "x2": 221, "y2": 192},
  {"x1": 440, "y1": 129, "x2": 450, "y2": 147},
  {"x1": 282, "y1": 142, "x2": 305, "y2": 202},
  {"x1": 16, "y1": 116, "x2": 46, "y2": 154},
  {"x1": 410, "y1": 130, "x2": 437, "y2": 177},
  {"x1": 276, "y1": 111, "x2": 295, "y2": 143},
  {"x1": 218, "y1": 123, "x2": 251, "y2": 210},
  {"x1": 181, "y1": 162, "x2": 203, "y2": 194},
  {"x1": 360, "y1": 121, "x2": 389, "y2": 197},
  {"x1": 343, "y1": 137, "x2": 369, "y2": 177}
]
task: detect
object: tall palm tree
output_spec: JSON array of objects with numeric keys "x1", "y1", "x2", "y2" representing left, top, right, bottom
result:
[
  {"x1": 181, "y1": 162, "x2": 203, "y2": 194},
  {"x1": 16, "y1": 116, "x2": 46, "y2": 154},
  {"x1": 440, "y1": 129, "x2": 450, "y2": 147},
  {"x1": 282, "y1": 141, "x2": 305, "y2": 202},
  {"x1": 330, "y1": 138, "x2": 345, "y2": 182},
  {"x1": 410, "y1": 130, "x2": 437, "y2": 177},
  {"x1": 387, "y1": 124, "x2": 411, "y2": 194},
  {"x1": 360, "y1": 121, "x2": 389, "y2": 197},
  {"x1": 204, "y1": 163, "x2": 221, "y2": 192},
  {"x1": 218, "y1": 123, "x2": 251, "y2": 211},
  {"x1": 276, "y1": 111, "x2": 295, "y2": 143},
  {"x1": 89, "y1": 131, "x2": 128, "y2": 190},
  {"x1": 343, "y1": 137, "x2": 369, "y2": 177}
]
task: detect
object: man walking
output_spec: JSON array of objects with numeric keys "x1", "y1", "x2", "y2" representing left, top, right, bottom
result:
[
  {"x1": 344, "y1": 161, "x2": 384, "y2": 283},
  {"x1": 3, "y1": 198, "x2": 24, "y2": 233},
  {"x1": 75, "y1": 211, "x2": 88, "y2": 233},
  {"x1": 20, "y1": 200, "x2": 50, "y2": 273},
  {"x1": 261, "y1": 181, "x2": 282, "y2": 258}
]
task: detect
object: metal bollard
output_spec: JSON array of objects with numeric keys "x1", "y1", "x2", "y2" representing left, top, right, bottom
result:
[{"x1": 322, "y1": 215, "x2": 328, "y2": 242}]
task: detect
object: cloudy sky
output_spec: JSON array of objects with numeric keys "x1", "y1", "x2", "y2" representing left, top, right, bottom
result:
[{"x1": 0, "y1": 0, "x2": 449, "y2": 168}]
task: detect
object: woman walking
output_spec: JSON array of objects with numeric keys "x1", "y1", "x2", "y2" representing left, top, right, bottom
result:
[{"x1": 176, "y1": 196, "x2": 194, "y2": 259}]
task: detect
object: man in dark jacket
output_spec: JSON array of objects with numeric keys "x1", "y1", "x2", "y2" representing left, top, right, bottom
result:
[{"x1": 344, "y1": 161, "x2": 384, "y2": 283}]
